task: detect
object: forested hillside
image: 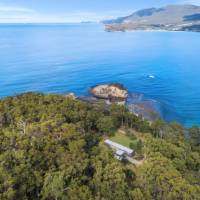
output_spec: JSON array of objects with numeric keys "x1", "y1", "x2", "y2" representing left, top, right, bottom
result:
[{"x1": 0, "y1": 93, "x2": 199, "y2": 200}]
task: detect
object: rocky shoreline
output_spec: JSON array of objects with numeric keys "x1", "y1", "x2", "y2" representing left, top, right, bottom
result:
[{"x1": 66, "y1": 83, "x2": 161, "y2": 122}]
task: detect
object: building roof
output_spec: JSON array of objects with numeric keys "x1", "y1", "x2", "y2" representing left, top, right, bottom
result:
[
  {"x1": 105, "y1": 139, "x2": 133, "y2": 155},
  {"x1": 116, "y1": 150, "x2": 125, "y2": 156}
]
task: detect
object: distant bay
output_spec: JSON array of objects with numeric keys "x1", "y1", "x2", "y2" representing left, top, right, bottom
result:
[{"x1": 0, "y1": 23, "x2": 200, "y2": 127}]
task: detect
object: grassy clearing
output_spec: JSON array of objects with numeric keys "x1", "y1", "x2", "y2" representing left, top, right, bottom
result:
[{"x1": 109, "y1": 130, "x2": 137, "y2": 148}]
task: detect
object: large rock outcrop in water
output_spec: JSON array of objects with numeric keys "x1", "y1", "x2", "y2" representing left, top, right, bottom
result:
[{"x1": 90, "y1": 83, "x2": 128, "y2": 103}]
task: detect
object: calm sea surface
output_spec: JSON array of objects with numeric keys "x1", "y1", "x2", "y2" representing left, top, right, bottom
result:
[{"x1": 0, "y1": 23, "x2": 200, "y2": 127}]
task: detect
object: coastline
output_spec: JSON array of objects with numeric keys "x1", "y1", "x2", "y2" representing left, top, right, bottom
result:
[
  {"x1": 69, "y1": 83, "x2": 161, "y2": 123},
  {"x1": 0, "y1": 89, "x2": 196, "y2": 128},
  {"x1": 104, "y1": 28, "x2": 197, "y2": 33},
  {"x1": 1, "y1": 23, "x2": 200, "y2": 127}
]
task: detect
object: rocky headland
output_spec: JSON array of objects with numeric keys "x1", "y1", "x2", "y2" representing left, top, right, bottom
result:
[{"x1": 67, "y1": 83, "x2": 160, "y2": 122}]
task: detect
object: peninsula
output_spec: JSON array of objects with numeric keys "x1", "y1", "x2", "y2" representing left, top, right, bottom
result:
[{"x1": 0, "y1": 91, "x2": 199, "y2": 200}]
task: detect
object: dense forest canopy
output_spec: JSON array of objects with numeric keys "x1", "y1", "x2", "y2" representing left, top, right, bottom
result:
[{"x1": 0, "y1": 93, "x2": 199, "y2": 200}]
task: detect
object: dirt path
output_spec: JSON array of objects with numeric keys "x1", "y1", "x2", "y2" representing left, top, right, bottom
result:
[{"x1": 126, "y1": 156, "x2": 145, "y2": 166}]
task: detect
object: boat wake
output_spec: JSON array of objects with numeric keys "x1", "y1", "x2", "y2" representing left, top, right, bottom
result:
[{"x1": 148, "y1": 74, "x2": 155, "y2": 79}]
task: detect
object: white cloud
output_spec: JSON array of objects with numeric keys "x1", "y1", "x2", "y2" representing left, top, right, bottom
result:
[
  {"x1": 0, "y1": 6, "x2": 35, "y2": 13},
  {"x1": 60, "y1": 11, "x2": 131, "y2": 22},
  {"x1": 0, "y1": 5, "x2": 131, "y2": 23},
  {"x1": 0, "y1": 11, "x2": 130, "y2": 23}
]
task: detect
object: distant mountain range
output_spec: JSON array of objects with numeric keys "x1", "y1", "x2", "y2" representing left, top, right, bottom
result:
[{"x1": 103, "y1": 5, "x2": 200, "y2": 32}]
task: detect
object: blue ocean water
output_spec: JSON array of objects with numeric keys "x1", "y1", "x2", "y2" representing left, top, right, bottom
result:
[{"x1": 0, "y1": 23, "x2": 200, "y2": 127}]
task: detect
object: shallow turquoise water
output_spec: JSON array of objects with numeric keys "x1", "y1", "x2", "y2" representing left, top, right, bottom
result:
[{"x1": 0, "y1": 23, "x2": 200, "y2": 127}]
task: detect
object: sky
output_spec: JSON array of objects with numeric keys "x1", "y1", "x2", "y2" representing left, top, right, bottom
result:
[{"x1": 0, "y1": 0, "x2": 199, "y2": 23}]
